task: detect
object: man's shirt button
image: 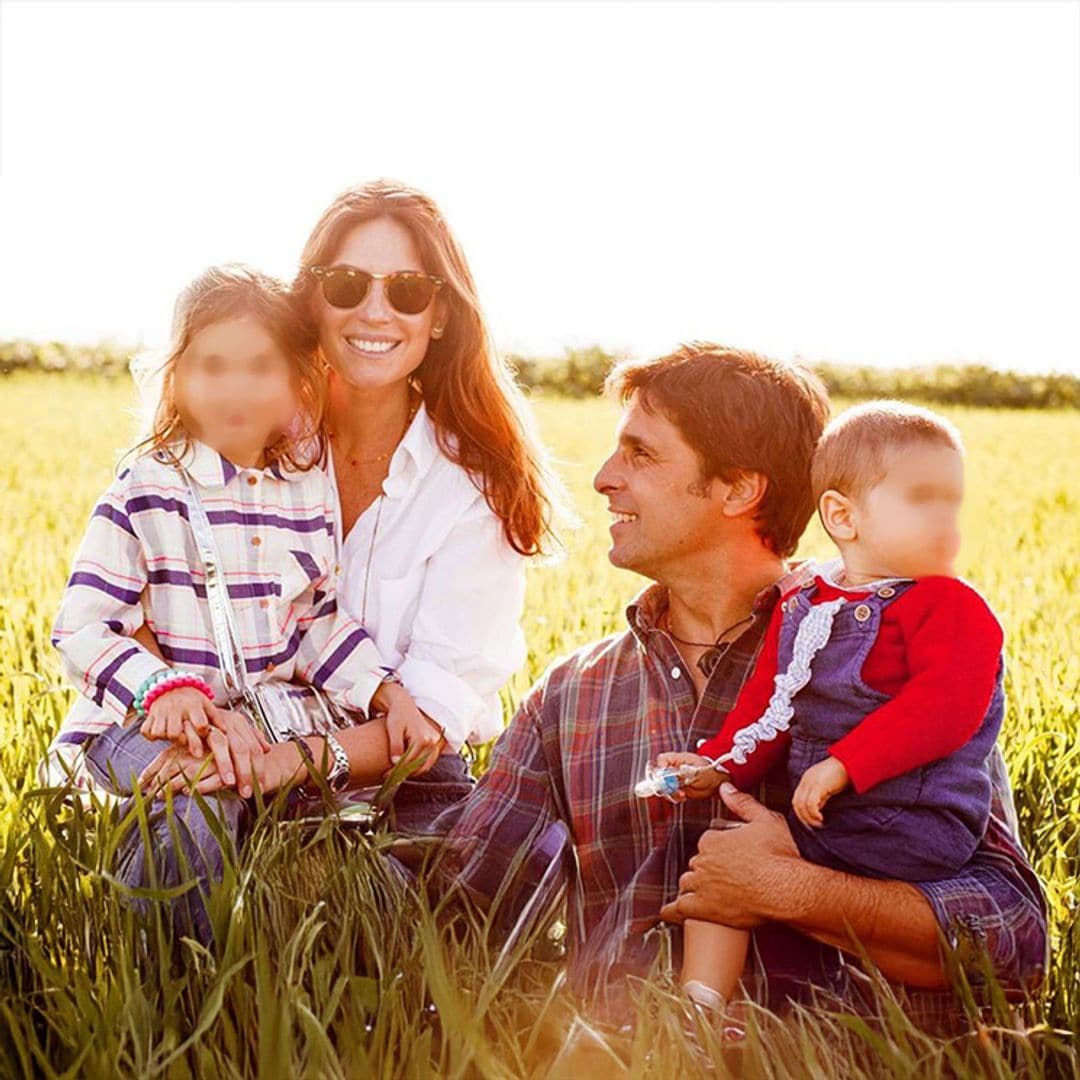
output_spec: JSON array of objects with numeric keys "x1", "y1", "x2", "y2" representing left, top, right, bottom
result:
[{"x1": 671, "y1": 666, "x2": 681, "y2": 679}]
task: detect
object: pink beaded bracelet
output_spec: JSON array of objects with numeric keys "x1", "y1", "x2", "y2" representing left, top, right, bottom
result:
[{"x1": 141, "y1": 673, "x2": 215, "y2": 716}]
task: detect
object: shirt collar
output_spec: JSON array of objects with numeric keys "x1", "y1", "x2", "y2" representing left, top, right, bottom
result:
[
  {"x1": 157, "y1": 439, "x2": 304, "y2": 489},
  {"x1": 625, "y1": 557, "x2": 827, "y2": 646},
  {"x1": 382, "y1": 401, "x2": 440, "y2": 498}
]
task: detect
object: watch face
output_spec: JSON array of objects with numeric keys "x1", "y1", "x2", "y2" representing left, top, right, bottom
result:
[{"x1": 329, "y1": 766, "x2": 351, "y2": 793}]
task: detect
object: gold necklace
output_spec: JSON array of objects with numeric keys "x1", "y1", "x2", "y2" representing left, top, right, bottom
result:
[{"x1": 328, "y1": 391, "x2": 421, "y2": 467}]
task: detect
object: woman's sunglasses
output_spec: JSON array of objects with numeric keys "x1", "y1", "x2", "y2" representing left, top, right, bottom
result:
[{"x1": 308, "y1": 265, "x2": 444, "y2": 315}]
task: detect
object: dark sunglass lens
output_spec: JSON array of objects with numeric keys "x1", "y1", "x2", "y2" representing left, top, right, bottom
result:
[
  {"x1": 321, "y1": 270, "x2": 371, "y2": 308},
  {"x1": 387, "y1": 274, "x2": 436, "y2": 315}
]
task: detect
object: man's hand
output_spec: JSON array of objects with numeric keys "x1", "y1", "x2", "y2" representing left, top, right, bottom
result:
[
  {"x1": 792, "y1": 755, "x2": 850, "y2": 829},
  {"x1": 654, "y1": 751, "x2": 727, "y2": 800},
  {"x1": 660, "y1": 783, "x2": 807, "y2": 929},
  {"x1": 371, "y1": 682, "x2": 445, "y2": 776}
]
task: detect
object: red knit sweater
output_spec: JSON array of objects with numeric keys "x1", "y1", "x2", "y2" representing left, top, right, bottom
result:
[{"x1": 697, "y1": 574, "x2": 1004, "y2": 794}]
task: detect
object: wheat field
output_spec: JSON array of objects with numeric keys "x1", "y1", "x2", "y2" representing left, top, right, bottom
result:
[{"x1": 1, "y1": 372, "x2": 1077, "y2": 1076}]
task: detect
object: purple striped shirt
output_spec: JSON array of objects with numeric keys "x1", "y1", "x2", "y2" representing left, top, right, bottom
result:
[{"x1": 51, "y1": 439, "x2": 391, "y2": 741}]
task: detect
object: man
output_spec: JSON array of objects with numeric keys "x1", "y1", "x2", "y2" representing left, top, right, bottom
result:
[{"x1": 438, "y1": 342, "x2": 1046, "y2": 1018}]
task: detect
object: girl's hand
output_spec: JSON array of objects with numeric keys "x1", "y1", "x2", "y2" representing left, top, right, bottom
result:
[
  {"x1": 372, "y1": 683, "x2": 445, "y2": 776},
  {"x1": 792, "y1": 755, "x2": 850, "y2": 829},
  {"x1": 141, "y1": 686, "x2": 215, "y2": 756},
  {"x1": 655, "y1": 751, "x2": 727, "y2": 800}
]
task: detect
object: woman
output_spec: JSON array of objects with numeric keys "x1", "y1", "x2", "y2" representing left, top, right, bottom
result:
[
  {"x1": 289, "y1": 177, "x2": 559, "y2": 828},
  {"x1": 135, "y1": 179, "x2": 558, "y2": 836}
]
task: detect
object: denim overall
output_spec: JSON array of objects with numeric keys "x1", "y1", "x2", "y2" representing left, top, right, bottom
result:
[{"x1": 777, "y1": 579, "x2": 1005, "y2": 882}]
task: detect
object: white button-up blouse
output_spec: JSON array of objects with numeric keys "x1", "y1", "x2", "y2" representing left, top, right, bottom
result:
[{"x1": 326, "y1": 401, "x2": 529, "y2": 751}]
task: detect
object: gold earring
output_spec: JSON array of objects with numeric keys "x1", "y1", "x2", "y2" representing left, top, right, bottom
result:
[{"x1": 431, "y1": 326, "x2": 444, "y2": 339}]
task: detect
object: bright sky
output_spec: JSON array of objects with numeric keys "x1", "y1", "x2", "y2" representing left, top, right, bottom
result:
[{"x1": 1, "y1": 1, "x2": 1078, "y2": 373}]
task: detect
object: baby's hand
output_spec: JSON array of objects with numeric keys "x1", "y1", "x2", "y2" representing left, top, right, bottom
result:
[
  {"x1": 655, "y1": 751, "x2": 727, "y2": 800},
  {"x1": 792, "y1": 755, "x2": 850, "y2": 829}
]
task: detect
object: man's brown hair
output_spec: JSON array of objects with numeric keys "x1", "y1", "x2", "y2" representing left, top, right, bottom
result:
[
  {"x1": 811, "y1": 399, "x2": 963, "y2": 507},
  {"x1": 605, "y1": 342, "x2": 830, "y2": 558}
]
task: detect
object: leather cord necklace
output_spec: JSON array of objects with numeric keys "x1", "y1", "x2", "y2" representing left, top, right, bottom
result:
[{"x1": 662, "y1": 609, "x2": 755, "y2": 677}]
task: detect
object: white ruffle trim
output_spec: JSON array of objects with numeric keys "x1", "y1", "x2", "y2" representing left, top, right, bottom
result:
[{"x1": 715, "y1": 596, "x2": 846, "y2": 767}]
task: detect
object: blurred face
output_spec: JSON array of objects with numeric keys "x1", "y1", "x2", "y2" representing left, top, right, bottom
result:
[
  {"x1": 844, "y1": 442, "x2": 964, "y2": 578},
  {"x1": 175, "y1": 314, "x2": 297, "y2": 461},
  {"x1": 314, "y1": 216, "x2": 448, "y2": 392},
  {"x1": 592, "y1": 395, "x2": 728, "y2": 580}
]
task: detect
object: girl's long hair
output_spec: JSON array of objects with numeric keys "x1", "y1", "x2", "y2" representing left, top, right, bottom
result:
[
  {"x1": 128, "y1": 264, "x2": 324, "y2": 471},
  {"x1": 293, "y1": 179, "x2": 561, "y2": 557}
]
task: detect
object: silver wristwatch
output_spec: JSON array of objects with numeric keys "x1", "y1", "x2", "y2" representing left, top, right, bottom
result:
[{"x1": 322, "y1": 732, "x2": 351, "y2": 793}]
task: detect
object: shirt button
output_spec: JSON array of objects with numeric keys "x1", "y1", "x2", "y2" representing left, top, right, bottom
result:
[
  {"x1": 259, "y1": 599, "x2": 270, "y2": 609},
  {"x1": 671, "y1": 666, "x2": 682, "y2": 679},
  {"x1": 266, "y1": 662, "x2": 275, "y2": 673},
  {"x1": 251, "y1": 536, "x2": 261, "y2": 547},
  {"x1": 247, "y1": 475, "x2": 258, "y2": 486}
]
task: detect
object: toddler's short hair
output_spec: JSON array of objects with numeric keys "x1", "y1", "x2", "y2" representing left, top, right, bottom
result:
[{"x1": 811, "y1": 399, "x2": 963, "y2": 505}]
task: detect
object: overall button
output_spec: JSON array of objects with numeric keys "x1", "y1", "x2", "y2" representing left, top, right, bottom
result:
[
  {"x1": 877, "y1": 586, "x2": 895, "y2": 598},
  {"x1": 854, "y1": 603, "x2": 872, "y2": 623}
]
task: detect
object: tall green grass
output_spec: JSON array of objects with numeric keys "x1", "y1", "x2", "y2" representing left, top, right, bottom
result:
[{"x1": 1, "y1": 373, "x2": 1077, "y2": 1076}]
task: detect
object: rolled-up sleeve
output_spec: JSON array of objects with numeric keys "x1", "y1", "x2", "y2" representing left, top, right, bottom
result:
[
  {"x1": 911, "y1": 745, "x2": 1048, "y2": 993},
  {"x1": 395, "y1": 496, "x2": 527, "y2": 751},
  {"x1": 913, "y1": 820, "x2": 1049, "y2": 992}
]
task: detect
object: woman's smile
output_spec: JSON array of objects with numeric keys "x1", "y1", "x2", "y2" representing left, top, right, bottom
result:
[{"x1": 344, "y1": 335, "x2": 404, "y2": 357}]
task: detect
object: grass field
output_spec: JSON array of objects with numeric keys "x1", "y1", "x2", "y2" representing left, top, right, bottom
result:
[{"x1": 1, "y1": 372, "x2": 1077, "y2": 1076}]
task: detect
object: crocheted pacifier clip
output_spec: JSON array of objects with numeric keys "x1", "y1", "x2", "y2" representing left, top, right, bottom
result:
[{"x1": 711, "y1": 596, "x2": 847, "y2": 770}]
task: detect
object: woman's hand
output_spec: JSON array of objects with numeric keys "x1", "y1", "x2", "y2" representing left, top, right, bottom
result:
[
  {"x1": 141, "y1": 686, "x2": 216, "y2": 755},
  {"x1": 138, "y1": 706, "x2": 271, "y2": 798},
  {"x1": 139, "y1": 731, "x2": 307, "y2": 799},
  {"x1": 371, "y1": 682, "x2": 446, "y2": 776},
  {"x1": 138, "y1": 738, "x2": 227, "y2": 797},
  {"x1": 204, "y1": 706, "x2": 272, "y2": 798}
]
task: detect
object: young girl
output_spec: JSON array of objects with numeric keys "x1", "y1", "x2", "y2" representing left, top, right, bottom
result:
[
  {"x1": 44, "y1": 264, "x2": 439, "y2": 940},
  {"x1": 652, "y1": 400, "x2": 1006, "y2": 1011}
]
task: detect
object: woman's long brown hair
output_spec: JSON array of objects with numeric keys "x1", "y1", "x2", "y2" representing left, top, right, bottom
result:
[{"x1": 292, "y1": 179, "x2": 558, "y2": 557}]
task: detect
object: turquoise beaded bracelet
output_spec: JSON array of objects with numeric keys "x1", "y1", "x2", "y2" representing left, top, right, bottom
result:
[{"x1": 133, "y1": 668, "x2": 175, "y2": 720}]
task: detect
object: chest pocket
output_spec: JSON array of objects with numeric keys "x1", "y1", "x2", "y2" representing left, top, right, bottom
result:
[{"x1": 278, "y1": 548, "x2": 331, "y2": 608}]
